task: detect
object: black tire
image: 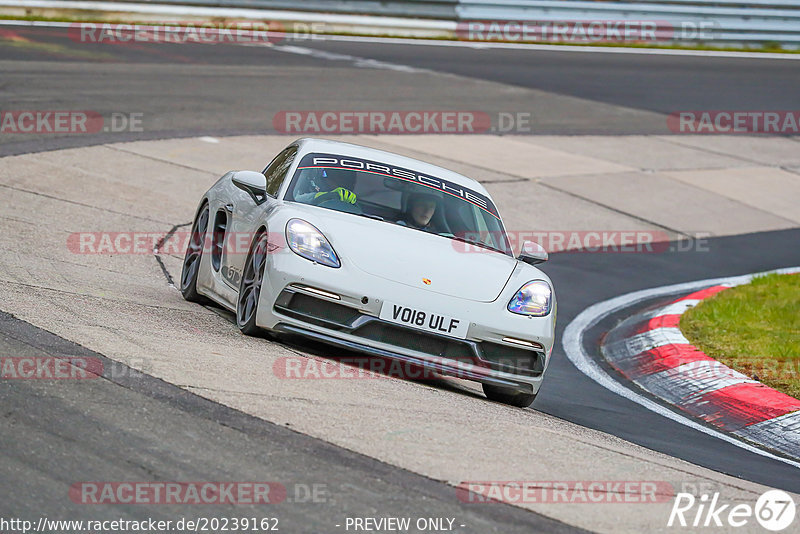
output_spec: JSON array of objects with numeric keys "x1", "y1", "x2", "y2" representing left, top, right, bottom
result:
[
  {"x1": 180, "y1": 204, "x2": 210, "y2": 303},
  {"x1": 236, "y1": 232, "x2": 270, "y2": 336},
  {"x1": 482, "y1": 383, "x2": 537, "y2": 408}
]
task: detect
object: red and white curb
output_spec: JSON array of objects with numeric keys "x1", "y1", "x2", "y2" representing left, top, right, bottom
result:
[
  {"x1": 602, "y1": 284, "x2": 800, "y2": 460},
  {"x1": 563, "y1": 267, "x2": 800, "y2": 469}
]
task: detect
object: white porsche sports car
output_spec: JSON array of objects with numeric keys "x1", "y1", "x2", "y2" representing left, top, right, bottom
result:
[{"x1": 181, "y1": 138, "x2": 556, "y2": 407}]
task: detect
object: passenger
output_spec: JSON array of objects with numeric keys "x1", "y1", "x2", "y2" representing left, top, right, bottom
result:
[{"x1": 397, "y1": 191, "x2": 439, "y2": 231}]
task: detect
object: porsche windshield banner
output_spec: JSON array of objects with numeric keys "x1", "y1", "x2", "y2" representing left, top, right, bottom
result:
[{"x1": 296, "y1": 152, "x2": 500, "y2": 219}]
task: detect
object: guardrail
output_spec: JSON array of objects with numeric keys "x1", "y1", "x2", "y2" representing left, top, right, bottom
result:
[
  {"x1": 113, "y1": 0, "x2": 460, "y2": 18},
  {"x1": 457, "y1": 0, "x2": 800, "y2": 46},
  {"x1": 35, "y1": 0, "x2": 800, "y2": 47}
]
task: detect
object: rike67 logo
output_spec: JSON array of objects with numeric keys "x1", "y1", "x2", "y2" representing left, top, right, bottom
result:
[{"x1": 668, "y1": 489, "x2": 795, "y2": 531}]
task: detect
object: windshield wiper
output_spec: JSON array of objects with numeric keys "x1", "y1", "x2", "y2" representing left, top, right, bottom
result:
[{"x1": 355, "y1": 213, "x2": 385, "y2": 221}]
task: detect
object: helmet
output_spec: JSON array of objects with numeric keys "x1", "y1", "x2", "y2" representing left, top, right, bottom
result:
[
  {"x1": 319, "y1": 168, "x2": 356, "y2": 190},
  {"x1": 403, "y1": 186, "x2": 442, "y2": 211}
]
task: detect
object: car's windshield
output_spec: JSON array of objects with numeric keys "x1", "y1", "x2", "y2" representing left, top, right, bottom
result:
[{"x1": 284, "y1": 152, "x2": 513, "y2": 255}]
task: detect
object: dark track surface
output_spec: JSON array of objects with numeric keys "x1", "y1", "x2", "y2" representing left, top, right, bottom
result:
[
  {"x1": 3, "y1": 24, "x2": 800, "y2": 156},
  {"x1": 542, "y1": 228, "x2": 800, "y2": 492},
  {"x1": 296, "y1": 39, "x2": 800, "y2": 114},
  {"x1": 0, "y1": 312, "x2": 580, "y2": 533},
  {"x1": 2, "y1": 23, "x2": 800, "y2": 514}
]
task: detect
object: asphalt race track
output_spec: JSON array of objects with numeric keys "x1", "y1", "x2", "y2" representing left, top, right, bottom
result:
[
  {"x1": 1, "y1": 24, "x2": 800, "y2": 533},
  {"x1": 0, "y1": 310, "x2": 576, "y2": 533},
  {"x1": 3, "y1": 25, "x2": 800, "y2": 155}
]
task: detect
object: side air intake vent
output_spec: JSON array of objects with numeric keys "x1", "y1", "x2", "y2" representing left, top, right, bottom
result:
[{"x1": 211, "y1": 210, "x2": 228, "y2": 271}]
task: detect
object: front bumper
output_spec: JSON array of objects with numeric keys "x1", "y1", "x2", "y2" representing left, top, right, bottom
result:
[
  {"x1": 256, "y1": 252, "x2": 554, "y2": 394},
  {"x1": 273, "y1": 322, "x2": 539, "y2": 393}
]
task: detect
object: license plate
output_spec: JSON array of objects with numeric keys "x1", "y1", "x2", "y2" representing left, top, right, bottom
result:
[{"x1": 379, "y1": 301, "x2": 468, "y2": 339}]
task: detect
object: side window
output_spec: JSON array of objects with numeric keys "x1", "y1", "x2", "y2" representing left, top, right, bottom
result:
[{"x1": 263, "y1": 146, "x2": 298, "y2": 197}]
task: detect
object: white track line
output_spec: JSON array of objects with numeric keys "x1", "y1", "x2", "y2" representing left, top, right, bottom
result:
[
  {"x1": 1, "y1": 16, "x2": 800, "y2": 60},
  {"x1": 562, "y1": 266, "x2": 800, "y2": 470},
  {"x1": 270, "y1": 44, "x2": 426, "y2": 73},
  {"x1": 0, "y1": 19, "x2": 434, "y2": 73},
  {"x1": 319, "y1": 34, "x2": 800, "y2": 60}
]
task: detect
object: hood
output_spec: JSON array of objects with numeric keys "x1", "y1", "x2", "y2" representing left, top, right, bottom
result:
[{"x1": 297, "y1": 208, "x2": 518, "y2": 302}]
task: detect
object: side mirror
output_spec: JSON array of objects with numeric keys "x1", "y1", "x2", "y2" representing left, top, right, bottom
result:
[
  {"x1": 518, "y1": 240, "x2": 548, "y2": 265},
  {"x1": 232, "y1": 171, "x2": 267, "y2": 203}
]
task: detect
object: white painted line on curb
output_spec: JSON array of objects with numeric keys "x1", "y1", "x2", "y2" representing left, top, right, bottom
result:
[
  {"x1": 614, "y1": 327, "x2": 690, "y2": 354},
  {"x1": 737, "y1": 411, "x2": 800, "y2": 453},
  {"x1": 641, "y1": 299, "x2": 701, "y2": 319},
  {"x1": 562, "y1": 266, "x2": 800, "y2": 470},
  {"x1": 638, "y1": 361, "x2": 756, "y2": 403}
]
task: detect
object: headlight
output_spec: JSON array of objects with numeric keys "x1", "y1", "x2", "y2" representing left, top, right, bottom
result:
[
  {"x1": 507, "y1": 280, "x2": 552, "y2": 316},
  {"x1": 285, "y1": 219, "x2": 340, "y2": 268}
]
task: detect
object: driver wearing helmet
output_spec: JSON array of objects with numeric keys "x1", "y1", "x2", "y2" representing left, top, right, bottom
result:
[
  {"x1": 295, "y1": 168, "x2": 357, "y2": 205},
  {"x1": 397, "y1": 191, "x2": 439, "y2": 231}
]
